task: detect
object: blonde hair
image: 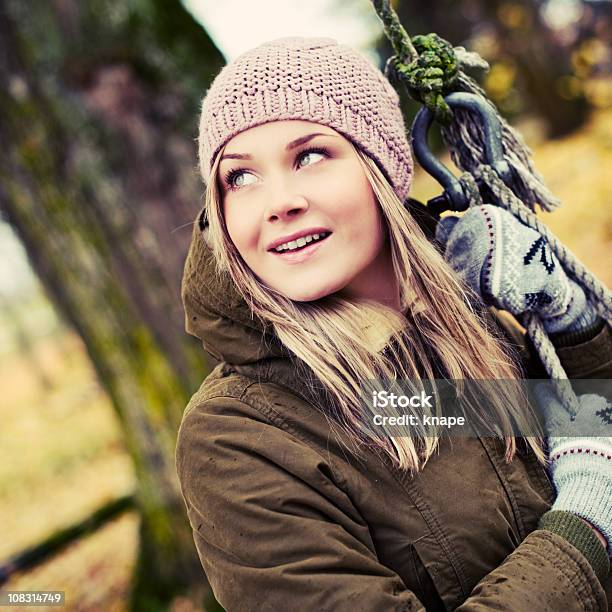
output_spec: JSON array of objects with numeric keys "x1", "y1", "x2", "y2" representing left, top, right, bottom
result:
[{"x1": 203, "y1": 140, "x2": 546, "y2": 473}]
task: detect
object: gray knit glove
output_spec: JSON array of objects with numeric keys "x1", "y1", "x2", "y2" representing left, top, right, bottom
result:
[
  {"x1": 435, "y1": 204, "x2": 599, "y2": 333},
  {"x1": 534, "y1": 382, "x2": 612, "y2": 556}
]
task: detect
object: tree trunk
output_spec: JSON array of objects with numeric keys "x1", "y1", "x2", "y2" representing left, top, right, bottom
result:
[
  {"x1": 0, "y1": 292, "x2": 53, "y2": 391},
  {"x1": 0, "y1": 0, "x2": 225, "y2": 607}
]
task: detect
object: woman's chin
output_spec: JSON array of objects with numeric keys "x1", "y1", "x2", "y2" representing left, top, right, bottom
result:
[{"x1": 279, "y1": 282, "x2": 343, "y2": 303}]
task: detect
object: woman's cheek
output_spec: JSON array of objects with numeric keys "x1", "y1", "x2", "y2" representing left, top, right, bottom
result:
[
  {"x1": 224, "y1": 209, "x2": 249, "y2": 255},
  {"x1": 232, "y1": 210, "x2": 260, "y2": 259}
]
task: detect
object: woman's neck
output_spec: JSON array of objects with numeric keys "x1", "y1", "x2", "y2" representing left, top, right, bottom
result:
[{"x1": 337, "y1": 242, "x2": 402, "y2": 313}]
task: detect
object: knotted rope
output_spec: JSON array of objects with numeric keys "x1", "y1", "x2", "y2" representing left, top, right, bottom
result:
[
  {"x1": 390, "y1": 33, "x2": 459, "y2": 125},
  {"x1": 372, "y1": 0, "x2": 612, "y2": 416}
]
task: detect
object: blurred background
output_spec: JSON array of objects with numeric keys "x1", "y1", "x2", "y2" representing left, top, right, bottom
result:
[{"x1": 0, "y1": 0, "x2": 610, "y2": 610}]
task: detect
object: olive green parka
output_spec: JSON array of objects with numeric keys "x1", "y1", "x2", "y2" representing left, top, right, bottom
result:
[{"x1": 176, "y1": 221, "x2": 612, "y2": 611}]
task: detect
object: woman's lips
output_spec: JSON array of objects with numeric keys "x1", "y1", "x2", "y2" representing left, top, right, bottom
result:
[{"x1": 270, "y1": 233, "x2": 332, "y2": 264}]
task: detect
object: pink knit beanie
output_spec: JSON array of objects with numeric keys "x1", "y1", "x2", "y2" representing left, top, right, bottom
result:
[{"x1": 198, "y1": 36, "x2": 413, "y2": 202}]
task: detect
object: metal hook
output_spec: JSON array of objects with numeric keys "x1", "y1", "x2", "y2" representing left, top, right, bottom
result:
[{"x1": 411, "y1": 92, "x2": 512, "y2": 213}]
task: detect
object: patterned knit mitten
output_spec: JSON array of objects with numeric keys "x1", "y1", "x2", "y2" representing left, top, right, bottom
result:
[
  {"x1": 435, "y1": 204, "x2": 599, "y2": 333},
  {"x1": 534, "y1": 382, "x2": 612, "y2": 556}
]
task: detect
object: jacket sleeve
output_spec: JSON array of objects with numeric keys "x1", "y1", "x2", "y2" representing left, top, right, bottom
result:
[
  {"x1": 175, "y1": 396, "x2": 427, "y2": 612},
  {"x1": 455, "y1": 529, "x2": 608, "y2": 611}
]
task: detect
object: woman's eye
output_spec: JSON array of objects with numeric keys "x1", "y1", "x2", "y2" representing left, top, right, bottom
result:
[
  {"x1": 297, "y1": 150, "x2": 326, "y2": 168},
  {"x1": 234, "y1": 172, "x2": 257, "y2": 187},
  {"x1": 225, "y1": 170, "x2": 257, "y2": 190}
]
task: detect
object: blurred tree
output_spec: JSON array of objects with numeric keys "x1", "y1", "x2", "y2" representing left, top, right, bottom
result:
[
  {"x1": 0, "y1": 291, "x2": 53, "y2": 390},
  {"x1": 375, "y1": 0, "x2": 590, "y2": 137},
  {"x1": 0, "y1": 0, "x2": 224, "y2": 608}
]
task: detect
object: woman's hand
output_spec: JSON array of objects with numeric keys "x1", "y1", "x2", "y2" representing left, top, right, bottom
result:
[
  {"x1": 435, "y1": 204, "x2": 599, "y2": 334},
  {"x1": 534, "y1": 382, "x2": 612, "y2": 556}
]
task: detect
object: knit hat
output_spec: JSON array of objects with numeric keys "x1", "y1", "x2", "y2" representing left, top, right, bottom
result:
[{"x1": 198, "y1": 36, "x2": 413, "y2": 202}]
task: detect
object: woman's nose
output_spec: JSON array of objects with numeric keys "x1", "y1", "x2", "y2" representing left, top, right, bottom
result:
[{"x1": 265, "y1": 191, "x2": 309, "y2": 223}]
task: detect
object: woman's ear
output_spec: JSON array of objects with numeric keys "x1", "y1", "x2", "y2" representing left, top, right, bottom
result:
[
  {"x1": 405, "y1": 198, "x2": 440, "y2": 242},
  {"x1": 198, "y1": 209, "x2": 213, "y2": 248},
  {"x1": 198, "y1": 208, "x2": 207, "y2": 232}
]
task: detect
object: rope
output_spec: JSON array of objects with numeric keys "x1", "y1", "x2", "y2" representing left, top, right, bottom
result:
[
  {"x1": 371, "y1": 0, "x2": 418, "y2": 65},
  {"x1": 371, "y1": 0, "x2": 612, "y2": 416},
  {"x1": 389, "y1": 33, "x2": 459, "y2": 125},
  {"x1": 458, "y1": 172, "x2": 483, "y2": 208}
]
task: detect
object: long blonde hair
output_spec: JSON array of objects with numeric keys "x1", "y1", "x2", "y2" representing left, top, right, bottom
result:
[{"x1": 203, "y1": 140, "x2": 546, "y2": 473}]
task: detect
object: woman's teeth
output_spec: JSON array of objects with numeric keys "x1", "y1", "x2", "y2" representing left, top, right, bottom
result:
[{"x1": 274, "y1": 232, "x2": 330, "y2": 253}]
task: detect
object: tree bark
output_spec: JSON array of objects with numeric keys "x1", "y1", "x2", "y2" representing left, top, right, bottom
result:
[{"x1": 0, "y1": 0, "x2": 225, "y2": 607}]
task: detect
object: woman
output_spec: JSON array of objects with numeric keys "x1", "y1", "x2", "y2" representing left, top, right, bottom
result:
[{"x1": 176, "y1": 37, "x2": 612, "y2": 611}]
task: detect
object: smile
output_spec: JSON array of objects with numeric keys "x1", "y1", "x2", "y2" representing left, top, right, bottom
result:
[
  {"x1": 270, "y1": 232, "x2": 332, "y2": 263},
  {"x1": 272, "y1": 231, "x2": 331, "y2": 252}
]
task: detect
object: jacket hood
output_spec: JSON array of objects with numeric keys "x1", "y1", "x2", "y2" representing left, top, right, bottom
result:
[{"x1": 181, "y1": 216, "x2": 287, "y2": 365}]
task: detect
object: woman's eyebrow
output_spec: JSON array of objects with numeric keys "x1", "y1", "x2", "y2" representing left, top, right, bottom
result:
[{"x1": 220, "y1": 132, "x2": 337, "y2": 161}]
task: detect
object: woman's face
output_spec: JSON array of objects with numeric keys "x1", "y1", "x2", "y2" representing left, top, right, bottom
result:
[{"x1": 218, "y1": 120, "x2": 398, "y2": 306}]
